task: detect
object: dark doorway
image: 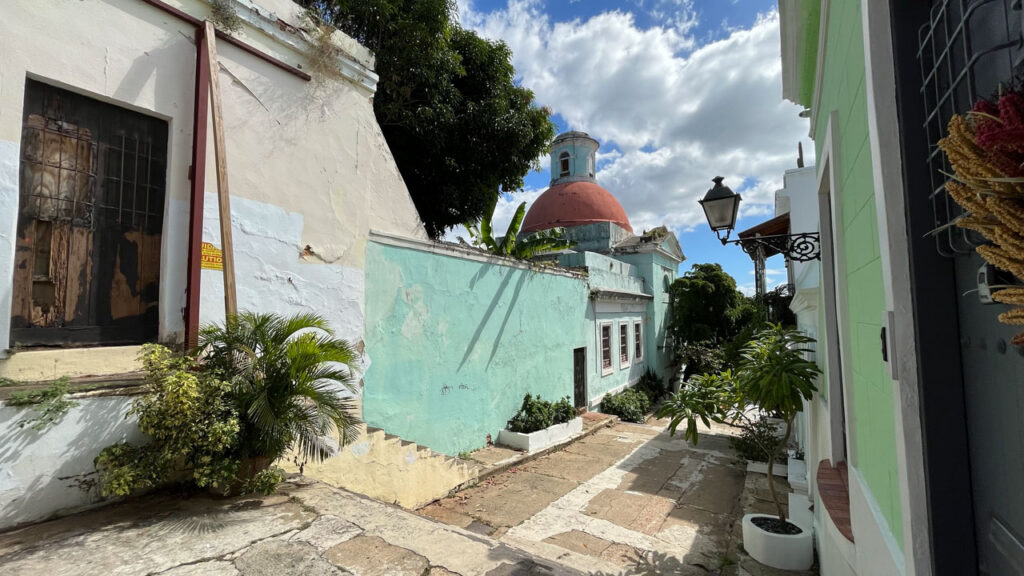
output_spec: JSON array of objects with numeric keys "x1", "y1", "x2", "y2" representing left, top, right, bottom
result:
[
  {"x1": 12, "y1": 79, "x2": 167, "y2": 347},
  {"x1": 573, "y1": 347, "x2": 586, "y2": 409}
]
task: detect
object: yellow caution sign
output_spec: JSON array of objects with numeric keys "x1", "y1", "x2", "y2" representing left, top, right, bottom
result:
[{"x1": 201, "y1": 242, "x2": 223, "y2": 270}]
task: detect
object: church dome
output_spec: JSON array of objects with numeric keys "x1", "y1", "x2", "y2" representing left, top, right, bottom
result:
[
  {"x1": 520, "y1": 131, "x2": 632, "y2": 235},
  {"x1": 520, "y1": 181, "x2": 633, "y2": 235}
]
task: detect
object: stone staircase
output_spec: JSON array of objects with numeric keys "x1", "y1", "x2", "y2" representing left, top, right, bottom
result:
[{"x1": 281, "y1": 425, "x2": 480, "y2": 509}]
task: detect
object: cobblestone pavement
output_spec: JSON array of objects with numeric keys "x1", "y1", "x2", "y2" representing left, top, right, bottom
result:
[
  {"x1": 0, "y1": 477, "x2": 587, "y2": 576},
  {"x1": 420, "y1": 418, "x2": 811, "y2": 575}
]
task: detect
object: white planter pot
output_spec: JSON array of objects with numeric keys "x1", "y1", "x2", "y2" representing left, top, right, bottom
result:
[
  {"x1": 497, "y1": 417, "x2": 583, "y2": 454},
  {"x1": 742, "y1": 513, "x2": 814, "y2": 571}
]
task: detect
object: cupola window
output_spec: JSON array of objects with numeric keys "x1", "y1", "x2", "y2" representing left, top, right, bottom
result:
[
  {"x1": 558, "y1": 151, "x2": 570, "y2": 177},
  {"x1": 588, "y1": 153, "x2": 595, "y2": 177}
]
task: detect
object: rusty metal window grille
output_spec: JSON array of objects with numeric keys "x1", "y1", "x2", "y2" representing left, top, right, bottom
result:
[
  {"x1": 918, "y1": 0, "x2": 1024, "y2": 256},
  {"x1": 12, "y1": 79, "x2": 168, "y2": 347}
]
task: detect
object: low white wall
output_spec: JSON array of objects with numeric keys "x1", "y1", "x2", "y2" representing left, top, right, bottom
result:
[{"x1": 0, "y1": 396, "x2": 144, "y2": 529}]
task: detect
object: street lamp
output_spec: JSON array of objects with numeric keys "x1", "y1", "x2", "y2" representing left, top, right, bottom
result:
[
  {"x1": 699, "y1": 176, "x2": 742, "y2": 242},
  {"x1": 698, "y1": 176, "x2": 821, "y2": 262}
]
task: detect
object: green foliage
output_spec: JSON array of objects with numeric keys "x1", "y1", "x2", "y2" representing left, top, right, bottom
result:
[
  {"x1": 667, "y1": 263, "x2": 742, "y2": 344},
  {"x1": 242, "y1": 467, "x2": 287, "y2": 496},
  {"x1": 198, "y1": 312, "x2": 362, "y2": 465},
  {"x1": 635, "y1": 370, "x2": 665, "y2": 404},
  {"x1": 676, "y1": 340, "x2": 726, "y2": 380},
  {"x1": 463, "y1": 196, "x2": 572, "y2": 259},
  {"x1": 657, "y1": 324, "x2": 821, "y2": 521},
  {"x1": 552, "y1": 396, "x2": 576, "y2": 424},
  {"x1": 600, "y1": 388, "x2": 651, "y2": 423},
  {"x1": 95, "y1": 344, "x2": 240, "y2": 497},
  {"x1": 300, "y1": 0, "x2": 555, "y2": 238},
  {"x1": 506, "y1": 394, "x2": 575, "y2": 433},
  {"x1": 729, "y1": 417, "x2": 785, "y2": 464},
  {"x1": 7, "y1": 377, "x2": 78, "y2": 431}
]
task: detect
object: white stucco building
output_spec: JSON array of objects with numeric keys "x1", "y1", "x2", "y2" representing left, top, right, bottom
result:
[{"x1": 0, "y1": 0, "x2": 424, "y2": 528}]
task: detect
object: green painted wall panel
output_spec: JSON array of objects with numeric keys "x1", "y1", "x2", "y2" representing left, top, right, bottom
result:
[
  {"x1": 363, "y1": 242, "x2": 591, "y2": 455},
  {"x1": 811, "y1": 1, "x2": 904, "y2": 548}
]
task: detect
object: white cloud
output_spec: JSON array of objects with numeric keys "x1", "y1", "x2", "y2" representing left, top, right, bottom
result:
[{"x1": 458, "y1": 1, "x2": 812, "y2": 238}]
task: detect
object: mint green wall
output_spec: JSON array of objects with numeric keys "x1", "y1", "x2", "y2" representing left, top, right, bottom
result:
[
  {"x1": 812, "y1": 0, "x2": 903, "y2": 546},
  {"x1": 363, "y1": 242, "x2": 591, "y2": 455},
  {"x1": 614, "y1": 251, "x2": 677, "y2": 380}
]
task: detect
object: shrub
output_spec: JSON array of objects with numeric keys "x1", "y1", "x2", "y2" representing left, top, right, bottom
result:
[
  {"x1": 635, "y1": 370, "x2": 664, "y2": 404},
  {"x1": 600, "y1": 388, "x2": 651, "y2": 423},
  {"x1": 506, "y1": 394, "x2": 576, "y2": 434},
  {"x1": 95, "y1": 344, "x2": 241, "y2": 497},
  {"x1": 242, "y1": 467, "x2": 287, "y2": 496},
  {"x1": 729, "y1": 417, "x2": 785, "y2": 464},
  {"x1": 506, "y1": 393, "x2": 554, "y2": 433},
  {"x1": 552, "y1": 396, "x2": 576, "y2": 424}
]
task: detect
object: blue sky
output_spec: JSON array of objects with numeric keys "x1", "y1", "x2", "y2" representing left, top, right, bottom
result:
[{"x1": 451, "y1": 0, "x2": 807, "y2": 293}]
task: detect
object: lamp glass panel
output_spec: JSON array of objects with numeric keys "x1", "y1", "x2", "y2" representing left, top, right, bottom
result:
[{"x1": 702, "y1": 196, "x2": 739, "y2": 231}]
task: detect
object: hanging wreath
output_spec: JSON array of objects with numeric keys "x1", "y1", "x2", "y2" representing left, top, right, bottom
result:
[{"x1": 938, "y1": 91, "x2": 1024, "y2": 345}]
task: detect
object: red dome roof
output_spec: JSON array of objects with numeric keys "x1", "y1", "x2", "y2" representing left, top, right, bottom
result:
[{"x1": 521, "y1": 181, "x2": 633, "y2": 235}]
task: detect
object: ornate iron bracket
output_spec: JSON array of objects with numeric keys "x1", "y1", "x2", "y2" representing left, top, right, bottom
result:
[{"x1": 721, "y1": 232, "x2": 821, "y2": 262}]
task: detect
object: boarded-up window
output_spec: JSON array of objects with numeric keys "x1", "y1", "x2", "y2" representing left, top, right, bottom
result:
[{"x1": 11, "y1": 80, "x2": 167, "y2": 347}]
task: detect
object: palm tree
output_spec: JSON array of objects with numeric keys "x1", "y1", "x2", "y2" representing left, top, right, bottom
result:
[
  {"x1": 197, "y1": 312, "x2": 362, "y2": 467},
  {"x1": 462, "y1": 194, "x2": 572, "y2": 259}
]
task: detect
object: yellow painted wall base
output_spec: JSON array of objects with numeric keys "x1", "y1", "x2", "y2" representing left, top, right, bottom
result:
[
  {"x1": 281, "y1": 425, "x2": 479, "y2": 509},
  {"x1": 0, "y1": 346, "x2": 143, "y2": 382}
]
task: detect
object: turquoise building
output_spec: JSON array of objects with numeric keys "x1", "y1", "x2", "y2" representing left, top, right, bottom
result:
[{"x1": 361, "y1": 132, "x2": 684, "y2": 455}]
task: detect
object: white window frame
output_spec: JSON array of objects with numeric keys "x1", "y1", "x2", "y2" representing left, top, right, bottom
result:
[
  {"x1": 618, "y1": 321, "x2": 630, "y2": 368},
  {"x1": 599, "y1": 322, "x2": 614, "y2": 376},
  {"x1": 633, "y1": 321, "x2": 643, "y2": 361},
  {"x1": 559, "y1": 151, "x2": 571, "y2": 177}
]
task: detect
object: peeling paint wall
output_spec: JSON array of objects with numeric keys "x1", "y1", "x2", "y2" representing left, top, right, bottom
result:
[
  {"x1": 0, "y1": 0, "x2": 424, "y2": 528},
  {"x1": 0, "y1": 0, "x2": 425, "y2": 360},
  {"x1": 363, "y1": 239, "x2": 592, "y2": 456}
]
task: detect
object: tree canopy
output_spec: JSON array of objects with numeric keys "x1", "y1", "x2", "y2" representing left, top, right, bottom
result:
[
  {"x1": 667, "y1": 263, "x2": 745, "y2": 344},
  {"x1": 299, "y1": 0, "x2": 556, "y2": 238}
]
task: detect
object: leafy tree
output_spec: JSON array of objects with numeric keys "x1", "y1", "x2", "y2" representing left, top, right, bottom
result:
[
  {"x1": 462, "y1": 194, "x2": 572, "y2": 259},
  {"x1": 299, "y1": 0, "x2": 555, "y2": 237},
  {"x1": 667, "y1": 263, "x2": 743, "y2": 344}
]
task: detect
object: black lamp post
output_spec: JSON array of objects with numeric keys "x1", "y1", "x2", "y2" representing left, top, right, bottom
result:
[{"x1": 698, "y1": 176, "x2": 821, "y2": 262}]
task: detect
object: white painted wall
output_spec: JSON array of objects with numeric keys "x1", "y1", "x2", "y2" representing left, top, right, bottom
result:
[
  {"x1": 0, "y1": 0, "x2": 425, "y2": 359},
  {"x1": 0, "y1": 0, "x2": 425, "y2": 528},
  {"x1": 0, "y1": 396, "x2": 145, "y2": 529}
]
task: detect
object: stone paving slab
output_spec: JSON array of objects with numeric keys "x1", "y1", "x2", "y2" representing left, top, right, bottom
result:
[{"x1": 0, "y1": 479, "x2": 587, "y2": 576}]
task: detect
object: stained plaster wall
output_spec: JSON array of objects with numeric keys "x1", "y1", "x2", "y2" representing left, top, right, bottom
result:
[
  {"x1": 810, "y1": 0, "x2": 904, "y2": 571},
  {"x1": 613, "y1": 250, "x2": 678, "y2": 380},
  {"x1": 0, "y1": 0, "x2": 424, "y2": 361},
  {"x1": 0, "y1": 0, "x2": 423, "y2": 528},
  {"x1": 362, "y1": 239, "x2": 591, "y2": 456}
]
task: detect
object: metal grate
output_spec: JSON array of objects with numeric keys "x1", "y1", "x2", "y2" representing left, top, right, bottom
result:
[{"x1": 918, "y1": 0, "x2": 1024, "y2": 256}]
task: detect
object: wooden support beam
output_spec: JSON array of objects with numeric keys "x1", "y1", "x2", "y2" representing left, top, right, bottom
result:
[
  {"x1": 185, "y1": 23, "x2": 211, "y2": 348},
  {"x1": 204, "y1": 21, "x2": 237, "y2": 317}
]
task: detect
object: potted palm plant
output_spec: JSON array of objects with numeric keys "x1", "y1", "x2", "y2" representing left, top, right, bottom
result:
[
  {"x1": 658, "y1": 324, "x2": 819, "y2": 570},
  {"x1": 198, "y1": 312, "x2": 363, "y2": 482}
]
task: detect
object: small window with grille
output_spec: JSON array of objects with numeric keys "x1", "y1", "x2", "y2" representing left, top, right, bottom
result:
[
  {"x1": 600, "y1": 323, "x2": 613, "y2": 374},
  {"x1": 619, "y1": 323, "x2": 630, "y2": 367},
  {"x1": 11, "y1": 79, "x2": 167, "y2": 347}
]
